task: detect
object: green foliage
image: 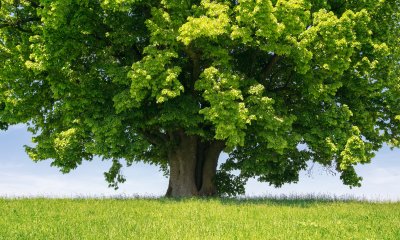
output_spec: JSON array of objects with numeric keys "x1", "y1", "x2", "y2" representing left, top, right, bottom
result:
[
  {"x1": 0, "y1": 198, "x2": 400, "y2": 239},
  {"x1": 196, "y1": 67, "x2": 253, "y2": 147},
  {"x1": 1, "y1": 0, "x2": 399, "y2": 193},
  {"x1": 214, "y1": 170, "x2": 246, "y2": 197}
]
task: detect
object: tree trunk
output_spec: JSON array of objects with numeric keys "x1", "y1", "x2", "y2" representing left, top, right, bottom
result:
[
  {"x1": 165, "y1": 131, "x2": 225, "y2": 197},
  {"x1": 199, "y1": 141, "x2": 225, "y2": 196},
  {"x1": 166, "y1": 132, "x2": 198, "y2": 197}
]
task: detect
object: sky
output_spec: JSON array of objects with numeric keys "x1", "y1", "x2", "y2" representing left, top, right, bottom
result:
[{"x1": 1, "y1": 124, "x2": 399, "y2": 200}]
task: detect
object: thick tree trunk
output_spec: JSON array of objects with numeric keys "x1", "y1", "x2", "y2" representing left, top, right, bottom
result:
[
  {"x1": 166, "y1": 133, "x2": 198, "y2": 197},
  {"x1": 199, "y1": 141, "x2": 225, "y2": 196},
  {"x1": 165, "y1": 131, "x2": 224, "y2": 197}
]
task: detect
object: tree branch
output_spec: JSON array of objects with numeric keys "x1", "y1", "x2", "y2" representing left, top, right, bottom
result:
[
  {"x1": 138, "y1": 129, "x2": 168, "y2": 146},
  {"x1": 0, "y1": 16, "x2": 40, "y2": 33},
  {"x1": 260, "y1": 54, "x2": 280, "y2": 81},
  {"x1": 184, "y1": 46, "x2": 201, "y2": 82}
]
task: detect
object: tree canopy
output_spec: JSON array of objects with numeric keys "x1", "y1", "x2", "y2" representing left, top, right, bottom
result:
[{"x1": 1, "y1": 0, "x2": 399, "y2": 196}]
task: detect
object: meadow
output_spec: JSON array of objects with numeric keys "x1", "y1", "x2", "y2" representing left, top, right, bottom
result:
[{"x1": 0, "y1": 197, "x2": 399, "y2": 239}]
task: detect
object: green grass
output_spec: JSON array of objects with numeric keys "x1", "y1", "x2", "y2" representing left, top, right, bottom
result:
[{"x1": 0, "y1": 197, "x2": 399, "y2": 239}]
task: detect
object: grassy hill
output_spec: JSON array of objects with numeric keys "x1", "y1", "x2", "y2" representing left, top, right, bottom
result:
[{"x1": 0, "y1": 197, "x2": 399, "y2": 239}]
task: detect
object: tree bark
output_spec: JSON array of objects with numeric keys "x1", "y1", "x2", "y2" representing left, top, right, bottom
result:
[
  {"x1": 165, "y1": 131, "x2": 225, "y2": 197},
  {"x1": 199, "y1": 141, "x2": 225, "y2": 196},
  {"x1": 166, "y1": 132, "x2": 198, "y2": 197}
]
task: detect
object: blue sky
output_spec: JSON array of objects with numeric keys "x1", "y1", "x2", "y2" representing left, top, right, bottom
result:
[{"x1": 1, "y1": 125, "x2": 399, "y2": 200}]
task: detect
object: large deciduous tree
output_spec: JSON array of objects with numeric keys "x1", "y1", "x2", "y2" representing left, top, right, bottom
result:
[{"x1": 0, "y1": 0, "x2": 399, "y2": 197}]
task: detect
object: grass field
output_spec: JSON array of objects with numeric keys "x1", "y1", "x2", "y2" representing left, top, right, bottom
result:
[{"x1": 0, "y1": 197, "x2": 399, "y2": 239}]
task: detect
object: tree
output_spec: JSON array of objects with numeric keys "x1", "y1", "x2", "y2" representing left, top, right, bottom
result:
[{"x1": 0, "y1": 0, "x2": 399, "y2": 197}]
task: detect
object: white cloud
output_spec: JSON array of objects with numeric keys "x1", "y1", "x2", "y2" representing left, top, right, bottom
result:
[
  {"x1": 362, "y1": 167, "x2": 400, "y2": 185},
  {"x1": 0, "y1": 162, "x2": 168, "y2": 198},
  {"x1": 245, "y1": 163, "x2": 400, "y2": 201}
]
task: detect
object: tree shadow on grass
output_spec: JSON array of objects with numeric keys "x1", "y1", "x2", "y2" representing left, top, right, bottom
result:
[
  {"x1": 152, "y1": 194, "x2": 367, "y2": 208},
  {"x1": 217, "y1": 197, "x2": 340, "y2": 208}
]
